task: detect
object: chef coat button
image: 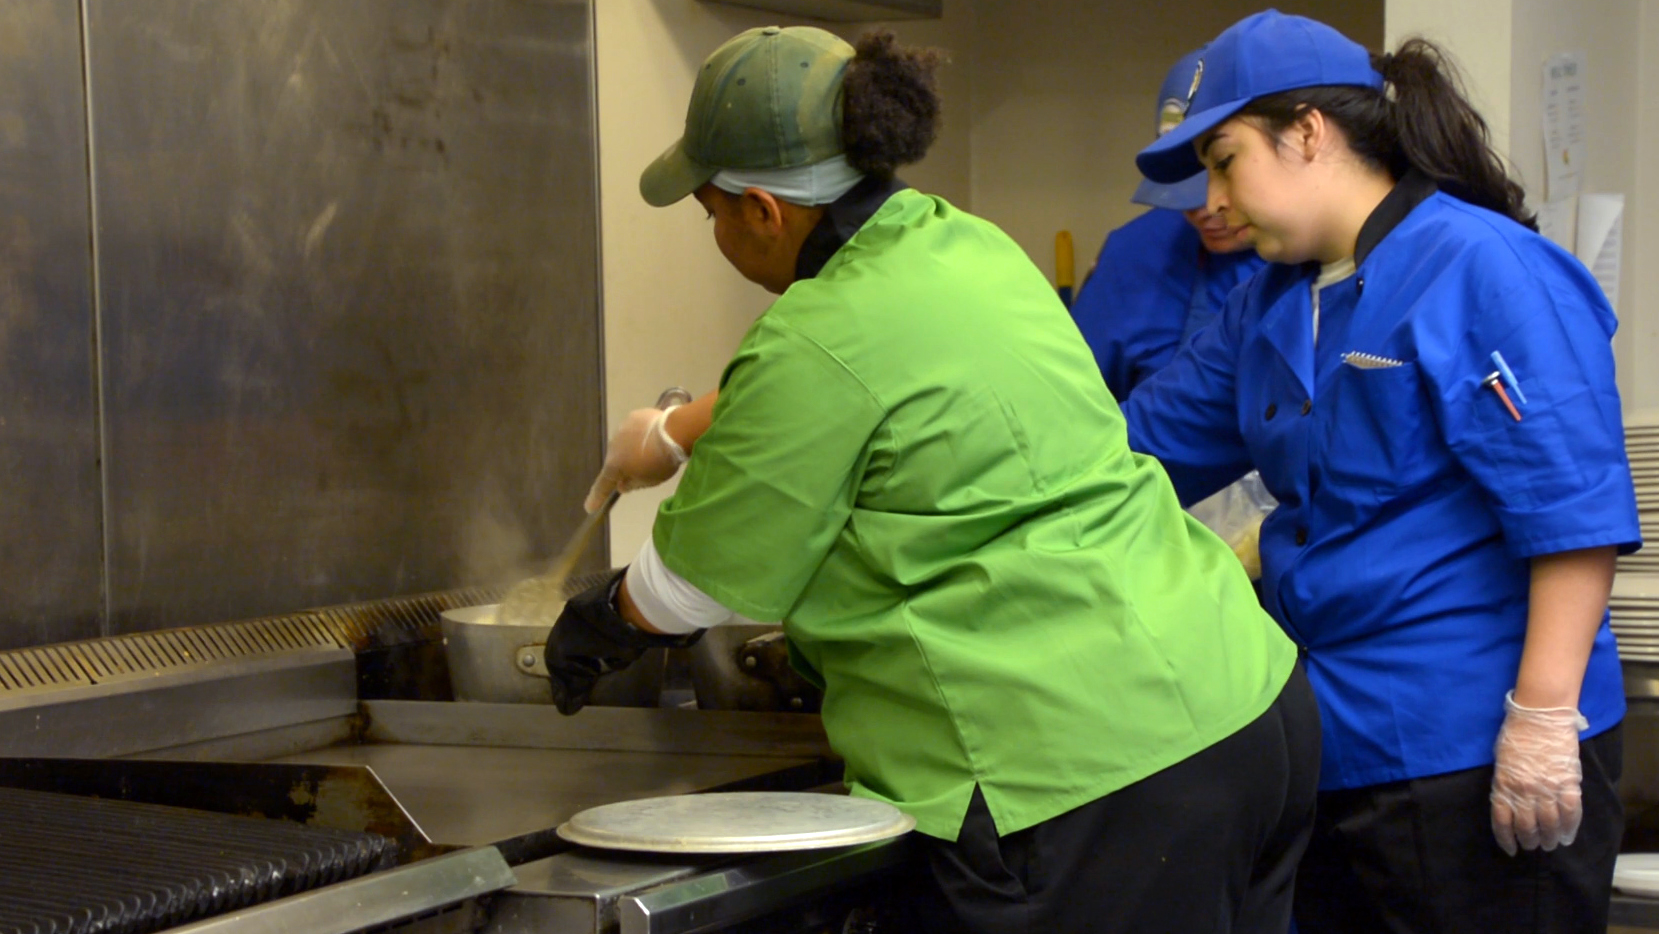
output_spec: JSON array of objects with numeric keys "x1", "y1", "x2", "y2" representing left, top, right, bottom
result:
[
  {"x1": 1295, "y1": 527, "x2": 1309, "y2": 546},
  {"x1": 1264, "y1": 403, "x2": 1277, "y2": 420},
  {"x1": 1300, "y1": 399, "x2": 1312, "y2": 416}
]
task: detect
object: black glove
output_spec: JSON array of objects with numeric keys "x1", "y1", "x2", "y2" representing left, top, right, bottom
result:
[{"x1": 545, "y1": 568, "x2": 703, "y2": 715}]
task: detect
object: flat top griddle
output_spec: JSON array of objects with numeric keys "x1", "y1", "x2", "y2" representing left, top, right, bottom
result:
[
  {"x1": 0, "y1": 786, "x2": 396, "y2": 934},
  {"x1": 269, "y1": 742, "x2": 822, "y2": 850}
]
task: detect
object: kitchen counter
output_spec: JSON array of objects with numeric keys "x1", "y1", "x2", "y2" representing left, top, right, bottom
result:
[{"x1": 1613, "y1": 894, "x2": 1659, "y2": 931}]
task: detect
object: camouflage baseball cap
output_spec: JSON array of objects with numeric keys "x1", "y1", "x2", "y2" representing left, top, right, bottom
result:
[{"x1": 640, "y1": 26, "x2": 855, "y2": 207}]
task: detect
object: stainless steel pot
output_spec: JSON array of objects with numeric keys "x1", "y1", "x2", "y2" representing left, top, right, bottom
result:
[{"x1": 440, "y1": 603, "x2": 664, "y2": 706}]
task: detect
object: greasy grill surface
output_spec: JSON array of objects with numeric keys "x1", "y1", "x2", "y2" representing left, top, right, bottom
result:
[{"x1": 0, "y1": 787, "x2": 397, "y2": 934}]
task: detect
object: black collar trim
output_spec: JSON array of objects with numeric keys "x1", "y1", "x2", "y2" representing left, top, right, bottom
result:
[
  {"x1": 794, "y1": 174, "x2": 910, "y2": 281},
  {"x1": 1354, "y1": 170, "x2": 1438, "y2": 266}
]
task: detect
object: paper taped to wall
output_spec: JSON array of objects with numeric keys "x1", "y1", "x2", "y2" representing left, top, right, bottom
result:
[
  {"x1": 1575, "y1": 193, "x2": 1624, "y2": 314},
  {"x1": 1542, "y1": 51, "x2": 1587, "y2": 201}
]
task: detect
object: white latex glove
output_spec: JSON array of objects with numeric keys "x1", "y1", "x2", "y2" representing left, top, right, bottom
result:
[
  {"x1": 583, "y1": 405, "x2": 687, "y2": 513},
  {"x1": 1490, "y1": 691, "x2": 1588, "y2": 856}
]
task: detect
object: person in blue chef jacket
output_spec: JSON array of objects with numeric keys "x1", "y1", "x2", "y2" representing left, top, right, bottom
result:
[
  {"x1": 1126, "y1": 10, "x2": 1641, "y2": 933},
  {"x1": 1069, "y1": 47, "x2": 1265, "y2": 403},
  {"x1": 1072, "y1": 48, "x2": 1277, "y2": 576}
]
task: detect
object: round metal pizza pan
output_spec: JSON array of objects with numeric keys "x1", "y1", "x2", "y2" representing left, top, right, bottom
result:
[{"x1": 556, "y1": 791, "x2": 916, "y2": 853}]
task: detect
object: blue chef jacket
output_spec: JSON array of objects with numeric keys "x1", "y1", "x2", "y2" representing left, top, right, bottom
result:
[
  {"x1": 1123, "y1": 174, "x2": 1640, "y2": 790},
  {"x1": 1070, "y1": 208, "x2": 1265, "y2": 401}
]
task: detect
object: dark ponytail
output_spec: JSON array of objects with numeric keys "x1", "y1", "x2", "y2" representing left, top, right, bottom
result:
[
  {"x1": 841, "y1": 31, "x2": 944, "y2": 178},
  {"x1": 1239, "y1": 37, "x2": 1535, "y2": 230}
]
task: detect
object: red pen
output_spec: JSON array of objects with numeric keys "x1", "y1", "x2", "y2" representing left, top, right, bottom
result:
[{"x1": 1482, "y1": 372, "x2": 1521, "y2": 421}]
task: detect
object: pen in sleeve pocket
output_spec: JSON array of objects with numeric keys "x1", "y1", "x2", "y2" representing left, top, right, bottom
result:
[
  {"x1": 1489, "y1": 351, "x2": 1527, "y2": 405},
  {"x1": 1482, "y1": 372, "x2": 1522, "y2": 422}
]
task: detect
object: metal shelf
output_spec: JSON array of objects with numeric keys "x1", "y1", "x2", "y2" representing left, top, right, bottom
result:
[
  {"x1": 1628, "y1": 661, "x2": 1659, "y2": 700},
  {"x1": 700, "y1": 0, "x2": 941, "y2": 22}
]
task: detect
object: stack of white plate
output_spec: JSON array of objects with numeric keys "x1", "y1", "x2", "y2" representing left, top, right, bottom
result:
[
  {"x1": 1611, "y1": 572, "x2": 1659, "y2": 662},
  {"x1": 1624, "y1": 410, "x2": 1659, "y2": 574},
  {"x1": 1615, "y1": 852, "x2": 1659, "y2": 898}
]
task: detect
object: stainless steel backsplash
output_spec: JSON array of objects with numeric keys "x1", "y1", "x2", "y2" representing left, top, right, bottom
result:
[{"x1": 0, "y1": 0, "x2": 602, "y2": 647}]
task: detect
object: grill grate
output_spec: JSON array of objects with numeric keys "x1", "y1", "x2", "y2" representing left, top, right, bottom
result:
[{"x1": 0, "y1": 786, "x2": 396, "y2": 934}]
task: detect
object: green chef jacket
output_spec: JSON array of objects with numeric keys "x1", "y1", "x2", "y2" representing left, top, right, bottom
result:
[{"x1": 654, "y1": 186, "x2": 1296, "y2": 842}]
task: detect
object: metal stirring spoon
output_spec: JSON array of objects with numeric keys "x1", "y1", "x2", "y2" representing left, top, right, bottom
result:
[{"x1": 495, "y1": 386, "x2": 693, "y2": 627}]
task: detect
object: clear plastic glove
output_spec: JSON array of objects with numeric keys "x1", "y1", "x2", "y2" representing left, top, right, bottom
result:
[
  {"x1": 1490, "y1": 690, "x2": 1588, "y2": 856},
  {"x1": 1187, "y1": 471, "x2": 1277, "y2": 581},
  {"x1": 583, "y1": 405, "x2": 687, "y2": 513}
]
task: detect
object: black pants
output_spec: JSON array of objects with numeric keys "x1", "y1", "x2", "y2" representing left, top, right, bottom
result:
[
  {"x1": 899, "y1": 665, "x2": 1322, "y2": 934},
  {"x1": 1294, "y1": 724, "x2": 1624, "y2": 934}
]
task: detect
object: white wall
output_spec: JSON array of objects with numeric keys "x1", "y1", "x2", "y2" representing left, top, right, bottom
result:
[
  {"x1": 1384, "y1": 0, "x2": 1515, "y2": 150},
  {"x1": 1635, "y1": 4, "x2": 1659, "y2": 412},
  {"x1": 595, "y1": 0, "x2": 771, "y2": 564}
]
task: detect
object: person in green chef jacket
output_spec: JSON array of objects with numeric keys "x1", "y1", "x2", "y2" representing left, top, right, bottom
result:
[{"x1": 546, "y1": 25, "x2": 1320, "y2": 933}]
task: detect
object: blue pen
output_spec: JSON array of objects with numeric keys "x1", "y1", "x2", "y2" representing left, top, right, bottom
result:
[{"x1": 1489, "y1": 351, "x2": 1528, "y2": 406}]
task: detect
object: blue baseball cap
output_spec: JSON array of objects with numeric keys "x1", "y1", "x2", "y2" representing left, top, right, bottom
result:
[
  {"x1": 1132, "y1": 48, "x2": 1211, "y2": 211},
  {"x1": 1136, "y1": 10, "x2": 1384, "y2": 185}
]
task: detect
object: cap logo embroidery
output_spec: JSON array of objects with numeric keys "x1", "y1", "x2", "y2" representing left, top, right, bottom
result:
[
  {"x1": 1185, "y1": 60, "x2": 1204, "y2": 107},
  {"x1": 1158, "y1": 99, "x2": 1186, "y2": 136}
]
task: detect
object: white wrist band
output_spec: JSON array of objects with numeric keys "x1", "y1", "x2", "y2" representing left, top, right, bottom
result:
[
  {"x1": 1504, "y1": 690, "x2": 1589, "y2": 730},
  {"x1": 650, "y1": 405, "x2": 688, "y2": 466}
]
